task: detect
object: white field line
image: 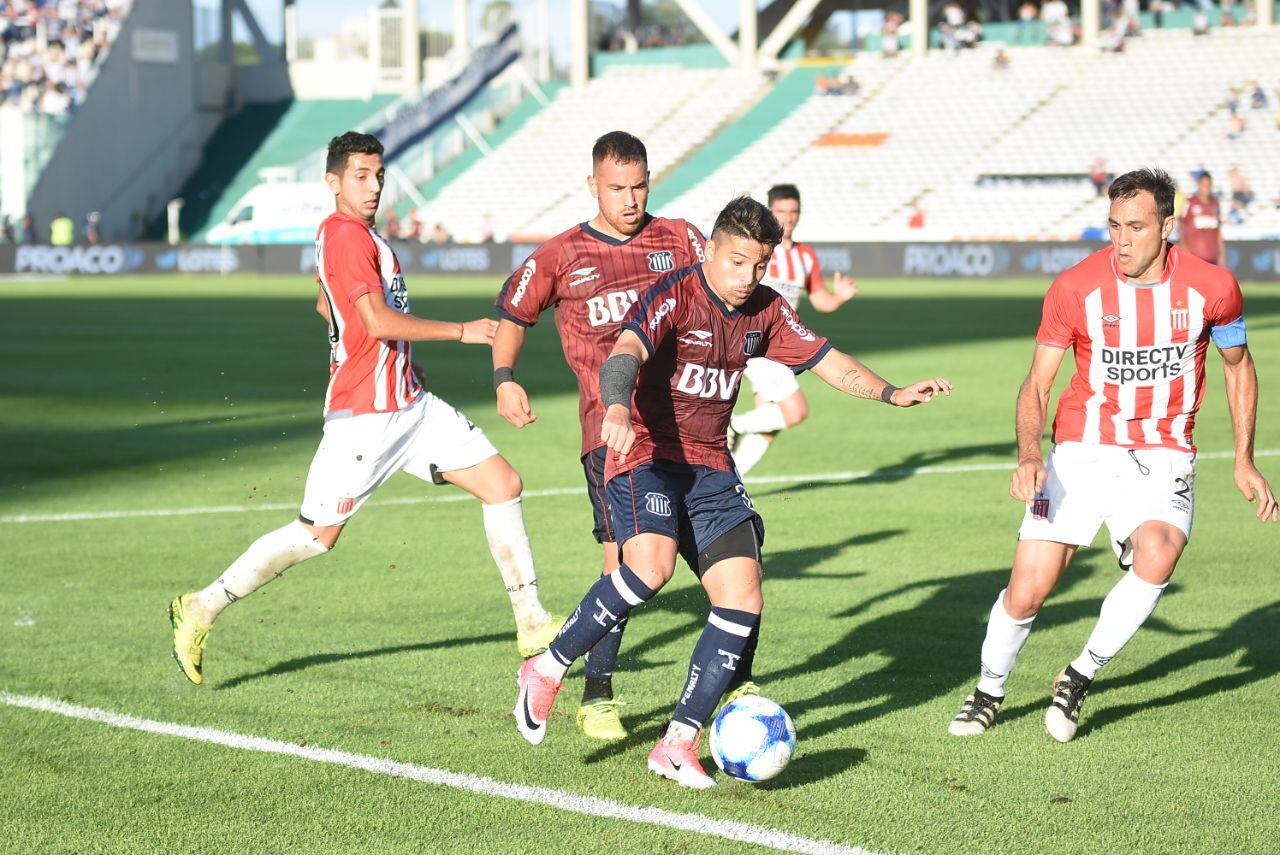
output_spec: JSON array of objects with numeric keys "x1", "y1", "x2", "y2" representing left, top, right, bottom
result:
[
  {"x1": 0, "y1": 692, "x2": 874, "y2": 855},
  {"x1": 2, "y1": 448, "x2": 1275, "y2": 526}
]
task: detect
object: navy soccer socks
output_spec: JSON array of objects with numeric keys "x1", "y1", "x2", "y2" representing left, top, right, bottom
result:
[
  {"x1": 673, "y1": 607, "x2": 761, "y2": 730},
  {"x1": 548, "y1": 565, "x2": 654, "y2": 669}
]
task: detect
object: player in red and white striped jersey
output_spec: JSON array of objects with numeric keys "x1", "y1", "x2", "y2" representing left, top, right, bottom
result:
[
  {"x1": 950, "y1": 169, "x2": 1276, "y2": 743},
  {"x1": 729, "y1": 184, "x2": 859, "y2": 475},
  {"x1": 491, "y1": 132, "x2": 705, "y2": 740},
  {"x1": 169, "y1": 132, "x2": 562, "y2": 687}
]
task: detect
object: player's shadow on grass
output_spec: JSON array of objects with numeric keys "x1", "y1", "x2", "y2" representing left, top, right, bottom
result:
[
  {"x1": 755, "y1": 442, "x2": 1016, "y2": 498},
  {"x1": 216, "y1": 632, "x2": 509, "y2": 690},
  {"x1": 754, "y1": 747, "x2": 868, "y2": 790},
  {"x1": 1022, "y1": 600, "x2": 1280, "y2": 738},
  {"x1": 613, "y1": 529, "x2": 901, "y2": 672},
  {"x1": 763, "y1": 563, "x2": 1150, "y2": 740}
]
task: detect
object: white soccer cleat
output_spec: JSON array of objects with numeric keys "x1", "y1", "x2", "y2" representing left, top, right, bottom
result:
[
  {"x1": 647, "y1": 736, "x2": 716, "y2": 790},
  {"x1": 513, "y1": 657, "x2": 562, "y2": 746},
  {"x1": 1045, "y1": 666, "x2": 1092, "y2": 743},
  {"x1": 949, "y1": 689, "x2": 1003, "y2": 736}
]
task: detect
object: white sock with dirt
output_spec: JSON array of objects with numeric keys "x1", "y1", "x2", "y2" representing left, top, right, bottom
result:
[
  {"x1": 483, "y1": 497, "x2": 552, "y2": 634},
  {"x1": 975, "y1": 589, "x2": 1036, "y2": 697},
  {"x1": 1070, "y1": 570, "x2": 1167, "y2": 680},
  {"x1": 189, "y1": 520, "x2": 328, "y2": 622}
]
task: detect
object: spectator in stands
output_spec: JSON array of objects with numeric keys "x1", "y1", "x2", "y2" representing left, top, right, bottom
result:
[
  {"x1": 993, "y1": 48, "x2": 1011, "y2": 71},
  {"x1": 1191, "y1": 8, "x2": 1211, "y2": 35},
  {"x1": 1226, "y1": 87, "x2": 1240, "y2": 114},
  {"x1": 20, "y1": 214, "x2": 35, "y2": 244},
  {"x1": 49, "y1": 211, "x2": 73, "y2": 245},
  {"x1": 1224, "y1": 112, "x2": 1247, "y2": 140},
  {"x1": 1042, "y1": 0, "x2": 1074, "y2": 45},
  {"x1": 430, "y1": 222, "x2": 452, "y2": 245},
  {"x1": 85, "y1": 211, "x2": 100, "y2": 244},
  {"x1": 908, "y1": 205, "x2": 926, "y2": 229},
  {"x1": 1248, "y1": 84, "x2": 1267, "y2": 110},
  {"x1": 1180, "y1": 172, "x2": 1225, "y2": 265},
  {"x1": 1089, "y1": 158, "x2": 1110, "y2": 196},
  {"x1": 384, "y1": 209, "x2": 401, "y2": 240},
  {"x1": 0, "y1": 215, "x2": 13, "y2": 243},
  {"x1": 881, "y1": 12, "x2": 903, "y2": 58},
  {"x1": 401, "y1": 208, "x2": 420, "y2": 242},
  {"x1": 1150, "y1": 0, "x2": 1172, "y2": 29},
  {"x1": 1015, "y1": 2, "x2": 1040, "y2": 45},
  {"x1": 1227, "y1": 165, "x2": 1254, "y2": 208},
  {"x1": 1220, "y1": 0, "x2": 1238, "y2": 26},
  {"x1": 939, "y1": 3, "x2": 981, "y2": 51}
]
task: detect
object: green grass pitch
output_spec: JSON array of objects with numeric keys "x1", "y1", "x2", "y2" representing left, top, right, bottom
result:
[{"x1": 2, "y1": 273, "x2": 1278, "y2": 853}]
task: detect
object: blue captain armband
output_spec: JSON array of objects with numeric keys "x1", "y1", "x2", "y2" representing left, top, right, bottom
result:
[{"x1": 1210, "y1": 316, "x2": 1247, "y2": 349}]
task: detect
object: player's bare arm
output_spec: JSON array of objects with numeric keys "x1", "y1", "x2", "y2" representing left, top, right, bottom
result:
[
  {"x1": 353, "y1": 292, "x2": 496, "y2": 344},
  {"x1": 599, "y1": 329, "x2": 649, "y2": 461},
  {"x1": 1219, "y1": 343, "x2": 1278, "y2": 522},
  {"x1": 810, "y1": 348, "x2": 951, "y2": 406},
  {"x1": 1011, "y1": 344, "x2": 1068, "y2": 504},
  {"x1": 493, "y1": 319, "x2": 536, "y2": 428},
  {"x1": 808, "y1": 272, "x2": 858, "y2": 313}
]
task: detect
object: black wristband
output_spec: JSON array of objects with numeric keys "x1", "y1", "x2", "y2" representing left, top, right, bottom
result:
[
  {"x1": 493, "y1": 367, "x2": 515, "y2": 390},
  {"x1": 880, "y1": 384, "x2": 898, "y2": 404}
]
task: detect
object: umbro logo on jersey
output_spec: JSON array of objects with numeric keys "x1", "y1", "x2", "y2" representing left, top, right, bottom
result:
[
  {"x1": 744, "y1": 330, "x2": 762, "y2": 356},
  {"x1": 1103, "y1": 314, "x2": 1121, "y2": 324},
  {"x1": 645, "y1": 492, "x2": 672, "y2": 517},
  {"x1": 568, "y1": 266, "x2": 601, "y2": 288},
  {"x1": 647, "y1": 250, "x2": 675, "y2": 272}
]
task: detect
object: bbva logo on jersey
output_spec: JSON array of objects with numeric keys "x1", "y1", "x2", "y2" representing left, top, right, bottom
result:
[
  {"x1": 647, "y1": 251, "x2": 675, "y2": 272},
  {"x1": 676, "y1": 364, "x2": 742, "y2": 400},
  {"x1": 586, "y1": 289, "x2": 639, "y2": 326}
]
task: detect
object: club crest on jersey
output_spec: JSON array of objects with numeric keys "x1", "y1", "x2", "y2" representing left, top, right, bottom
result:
[
  {"x1": 336, "y1": 497, "x2": 355, "y2": 515},
  {"x1": 743, "y1": 330, "x2": 762, "y2": 356},
  {"x1": 647, "y1": 251, "x2": 675, "y2": 272},
  {"x1": 645, "y1": 492, "x2": 672, "y2": 517},
  {"x1": 1031, "y1": 496, "x2": 1049, "y2": 519},
  {"x1": 1170, "y1": 308, "x2": 1189, "y2": 331}
]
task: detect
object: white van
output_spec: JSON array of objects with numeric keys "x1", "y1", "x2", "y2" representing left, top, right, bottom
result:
[{"x1": 207, "y1": 181, "x2": 334, "y2": 244}]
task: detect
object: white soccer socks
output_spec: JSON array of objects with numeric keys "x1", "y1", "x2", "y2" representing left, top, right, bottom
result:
[
  {"x1": 975, "y1": 589, "x2": 1036, "y2": 698},
  {"x1": 1070, "y1": 570, "x2": 1167, "y2": 680},
  {"x1": 190, "y1": 520, "x2": 328, "y2": 622},
  {"x1": 731, "y1": 404, "x2": 788, "y2": 436},
  {"x1": 482, "y1": 497, "x2": 552, "y2": 635},
  {"x1": 731, "y1": 433, "x2": 771, "y2": 476}
]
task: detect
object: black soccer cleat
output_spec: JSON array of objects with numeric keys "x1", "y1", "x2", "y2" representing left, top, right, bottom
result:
[
  {"x1": 949, "y1": 688, "x2": 1003, "y2": 736},
  {"x1": 1045, "y1": 665, "x2": 1092, "y2": 743}
]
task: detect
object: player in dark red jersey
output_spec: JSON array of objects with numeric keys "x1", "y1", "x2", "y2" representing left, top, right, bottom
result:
[
  {"x1": 1180, "y1": 171, "x2": 1225, "y2": 265},
  {"x1": 511, "y1": 196, "x2": 952, "y2": 787},
  {"x1": 492, "y1": 131, "x2": 705, "y2": 741}
]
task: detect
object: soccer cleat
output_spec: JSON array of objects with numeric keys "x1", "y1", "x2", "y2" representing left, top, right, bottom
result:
[
  {"x1": 1045, "y1": 665, "x2": 1092, "y2": 743},
  {"x1": 722, "y1": 680, "x2": 761, "y2": 708},
  {"x1": 513, "y1": 657, "x2": 562, "y2": 745},
  {"x1": 949, "y1": 689, "x2": 1003, "y2": 736},
  {"x1": 169, "y1": 594, "x2": 212, "y2": 685},
  {"x1": 576, "y1": 699, "x2": 628, "y2": 741},
  {"x1": 516, "y1": 614, "x2": 565, "y2": 659},
  {"x1": 647, "y1": 735, "x2": 716, "y2": 789}
]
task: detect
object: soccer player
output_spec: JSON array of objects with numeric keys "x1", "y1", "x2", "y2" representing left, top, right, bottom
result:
[
  {"x1": 512, "y1": 196, "x2": 951, "y2": 787},
  {"x1": 948, "y1": 168, "x2": 1277, "y2": 742},
  {"x1": 491, "y1": 131, "x2": 706, "y2": 740},
  {"x1": 729, "y1": 184, "x2": 858, "y2": 475},
  {"x1": 169, "y1": 132, "x2": 561, "y2": 685},
  {"x1": 1180, "y1": 171, "x2": 1225, "y2": 266}
]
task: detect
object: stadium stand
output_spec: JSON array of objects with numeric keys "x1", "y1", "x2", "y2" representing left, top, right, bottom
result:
[
  {"x1": 0, "y1": 0, "x2": 129, "y2": 116},
  {"x1": 415, "y1": 65, "x2": 768, "y2": 242}
]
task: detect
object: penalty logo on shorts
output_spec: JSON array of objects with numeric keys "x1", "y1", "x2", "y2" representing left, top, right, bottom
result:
[
  {"x1": 645, "y1": 492, "x2": 672, "y2": 517},
  {"x1": 743, "y1": 330, "x2": 762, "y2": 356}
]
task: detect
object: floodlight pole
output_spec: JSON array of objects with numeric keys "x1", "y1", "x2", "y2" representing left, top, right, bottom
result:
[
  {"x1": 1081, "y1": 0, "x2": 1100, "y2": 48},
  {"x1": 909, "y1": 0, "x2": 928, "y2": 57},
  {"x1": 739, "y1": 0, "x2": 757, "y2": 68},
  {"x1": 570, "y1": 0, "x2": 589, "y2": 87},
  {"x1": 403, "y1": 0, "x2": 422, "y2": 92}
]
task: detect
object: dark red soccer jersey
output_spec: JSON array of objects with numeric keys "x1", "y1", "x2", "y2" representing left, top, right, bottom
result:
[
  {"x1": 494, "y1": 215, "x2": 706, "y2": 456},
  {"x1": 607, "y1": 264, "x2": 831, "y2": 479},
  {"x1": 1180, "y1": 195, "x2": 1222, "y2": 263}
]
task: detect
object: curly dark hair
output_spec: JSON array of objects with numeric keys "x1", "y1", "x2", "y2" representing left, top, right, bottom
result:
[{"x1": 326, "y1": 131, "x2": 384, "y2": 176}]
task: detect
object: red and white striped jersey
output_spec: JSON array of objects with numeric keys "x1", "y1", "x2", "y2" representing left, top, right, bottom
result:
[
  {"x1": 761, "y1": 241, "x2": 824, "y2": 310},
  {"x1": 315, "y1": 212, "x2": 422, "y2": 419},
  {"x1": 1037, "y1": 245, "x2": 1244, "y2": 451}
]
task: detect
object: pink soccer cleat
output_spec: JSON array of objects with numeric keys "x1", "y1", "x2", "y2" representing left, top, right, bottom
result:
[
  {"x1": 647, "y1": 735, "x2": 716, "y2": 789},
  {"x1": 513, "y1": 657, "x2": 562, "y2": 745}
]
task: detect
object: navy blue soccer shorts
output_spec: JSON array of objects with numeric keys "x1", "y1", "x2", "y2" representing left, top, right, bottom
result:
[
  {"x1": 607, "y1": 459, "x2": 764, "y2": 575},
  {"x1": 582, "y1": 446, "x2": 614, "y2": 544}
]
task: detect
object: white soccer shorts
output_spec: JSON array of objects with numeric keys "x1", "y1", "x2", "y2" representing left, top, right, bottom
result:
[
  {"x1": 1018, "y1": 441, "x2": 1196, "y2": 565},
  {"x1": 299, "y1": 391, "x2": 498, "y2": 526},
  {"x1": 744, "y1": 357, "x2": 801, "y2": 403}
]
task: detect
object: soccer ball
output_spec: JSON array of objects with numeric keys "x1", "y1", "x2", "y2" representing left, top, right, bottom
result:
[{"x1": 709, "y1": 695, "x2": 796, "y2": 782}]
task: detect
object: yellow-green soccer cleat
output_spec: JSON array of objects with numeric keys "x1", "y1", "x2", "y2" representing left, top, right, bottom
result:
[
  {"x1": 169, "y1": 594, "x2": 212, "y2": 685},
  {"x1": 722, "y1": 680, "x2": 761, "y2": 708},
  {"x1": 516, "y1": 614, "x2": 565, "y2": 659},
  {"x1": 576, "y1": 699, "x2": 628, "y2": 741}
]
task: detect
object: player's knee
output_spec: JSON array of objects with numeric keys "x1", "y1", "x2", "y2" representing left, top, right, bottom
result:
[
  {"x1": 1003, "y1": 586, "x2": 1045, "y2": 620},
  {"x1": 779, "y1": 395, "x2": 807, "y2": 427},
  {"x1": 1134, "y1": 539, "x2": 1180, "y2": 579}
]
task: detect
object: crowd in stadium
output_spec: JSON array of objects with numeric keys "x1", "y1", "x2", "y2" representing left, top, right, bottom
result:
[{"x1": 0, "y1": 0, "x2": 130, "y2": 116}]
